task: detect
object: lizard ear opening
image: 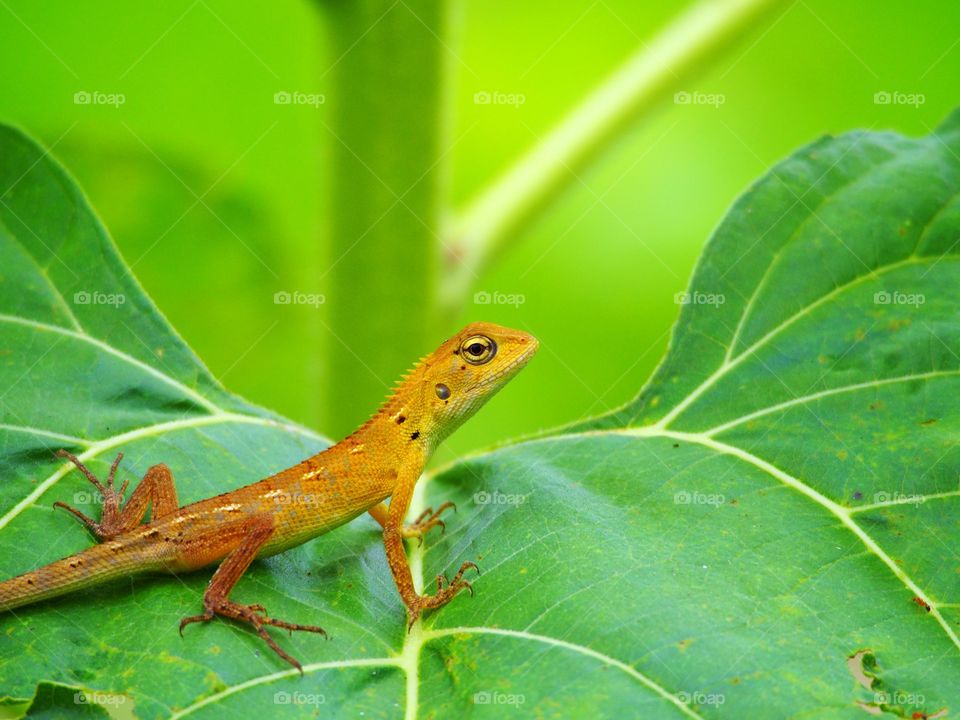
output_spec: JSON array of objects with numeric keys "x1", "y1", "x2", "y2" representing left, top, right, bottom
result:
[{"x1": 435, "y1": 383, "x2": 451, "y2": 400}]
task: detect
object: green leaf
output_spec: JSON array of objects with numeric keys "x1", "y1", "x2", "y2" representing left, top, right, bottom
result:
[
  {"x1": 4, "y1": 105, "x2": 960, "y2": 719},
  {"x1": 18, "y1": 683, "x2": 113, "y2": 719},
  {"x1": 415, "y1": 109, "x2": 960, "y2": 718}
]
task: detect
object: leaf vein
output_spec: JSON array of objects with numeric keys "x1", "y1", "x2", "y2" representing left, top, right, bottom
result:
[
  {"x1": 425, "y1": 626, "x2": 703, "y2": 718},
  {"x1": 0, "y1": 313, "x2": 222, "y2": 414}
]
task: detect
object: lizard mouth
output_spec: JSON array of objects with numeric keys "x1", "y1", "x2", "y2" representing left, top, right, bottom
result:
[{"x1": 474, "y1": 339, "x2": 539, "y2": 391}]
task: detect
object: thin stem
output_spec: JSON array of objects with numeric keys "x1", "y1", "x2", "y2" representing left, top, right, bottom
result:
[
  {"x1": 440, "y1": 0, "x2": 787, "y2": 314},
  {"x1": 317, "y1": 0, "x2": 449, "y2": 437}
]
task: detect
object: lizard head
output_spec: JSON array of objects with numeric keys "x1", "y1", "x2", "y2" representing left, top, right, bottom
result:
[{"x1": 412, "y1": 321, "x2": 538, "y2": 443}]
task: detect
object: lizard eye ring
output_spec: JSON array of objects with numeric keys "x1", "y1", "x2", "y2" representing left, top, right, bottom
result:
[{"x1": 460, "y1": 335, "x2": 497, "y2": 365}]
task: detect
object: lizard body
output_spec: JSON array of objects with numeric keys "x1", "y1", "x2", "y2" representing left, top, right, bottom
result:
[{"x1": 0, "y1": 321, "x2": 537, "y2": 669}]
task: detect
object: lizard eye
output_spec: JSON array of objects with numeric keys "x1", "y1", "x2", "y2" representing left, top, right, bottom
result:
[{"x1": 460, "y1": 335, "x2": 497, "y2": 365}]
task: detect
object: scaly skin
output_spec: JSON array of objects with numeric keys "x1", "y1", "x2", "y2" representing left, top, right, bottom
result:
[{"x1": 0, "y1": 321, "x2": 538, "y2": 670}]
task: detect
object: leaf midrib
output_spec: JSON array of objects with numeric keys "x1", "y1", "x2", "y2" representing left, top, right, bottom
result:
[
  {"x1": 0, "y1": 212, "x2": 84, "y2": 332},
  {"x1": 0, "y1": 313, "x2": 220, "y2": 413}
]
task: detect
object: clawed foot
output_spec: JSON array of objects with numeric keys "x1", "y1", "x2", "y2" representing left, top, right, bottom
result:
[
  {"x1": 402, "y1": 501, "x2": 456, "y2": 544},
  {"x1": 180, "y1": 600, "x2": 327, "y2": 672},
  {"x1": 53, "y1": 450, "x2": 128, "y2": 540},
  {"x1": 406, "y1": 560, "x2": 480, "y2": 629}
]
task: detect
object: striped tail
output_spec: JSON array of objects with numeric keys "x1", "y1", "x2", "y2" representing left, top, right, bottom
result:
[{"x1": 0, "y1": 541, "x2": 159, "y2": 611}]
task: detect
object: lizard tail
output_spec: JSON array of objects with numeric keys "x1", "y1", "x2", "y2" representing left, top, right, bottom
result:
[{"x1": 0, "y1": 540, "x2": 160, "y2": 612}]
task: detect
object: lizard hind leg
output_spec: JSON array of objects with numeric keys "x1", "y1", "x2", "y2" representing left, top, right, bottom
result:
[
  {"x1": 53, "y1": 450, "x2": 180, "y2": 541},
  {"x1": 180, "y1": 600, "x2": 327, "y2": 672},
  {"x1": 178, "y1": 518, "x2": 327, "y2": 672}
]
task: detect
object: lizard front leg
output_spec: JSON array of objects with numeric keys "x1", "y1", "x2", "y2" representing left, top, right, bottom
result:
[
  {"x1": 178, "y1": 516, "x2": 327, "y2": 672},
  {"x1": 53, "y1": 450, "x2": 180, "y2": 540},
  {"x1": 382, "y1": 467, "x2": 478, "y2": 628}
]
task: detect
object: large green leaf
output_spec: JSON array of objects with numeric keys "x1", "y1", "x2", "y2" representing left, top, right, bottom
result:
[{"x1": 3, "y1": 107, "x2": 960, "y2": 719}]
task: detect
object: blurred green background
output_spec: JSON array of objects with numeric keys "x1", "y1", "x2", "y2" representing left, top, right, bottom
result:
[{"x1": 0, "y1": 0, "x2": 956, "y2": 466}]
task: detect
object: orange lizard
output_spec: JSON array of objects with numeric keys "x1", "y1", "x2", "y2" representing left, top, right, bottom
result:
[{"x1": 0, "y1": 321, "x2": 537, "y2": 670}]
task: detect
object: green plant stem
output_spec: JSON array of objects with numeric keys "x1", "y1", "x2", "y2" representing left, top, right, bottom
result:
[
  {"x1": 318, "y1": 0, "x2": 449, "y2": 436},
  {"x1": 439, "y1": 0, "x2": 786, "y2": 316}
]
